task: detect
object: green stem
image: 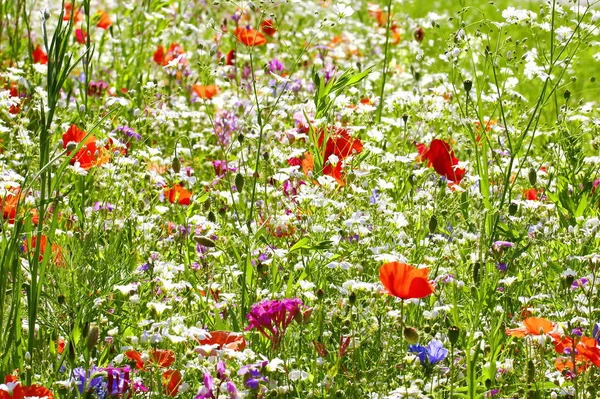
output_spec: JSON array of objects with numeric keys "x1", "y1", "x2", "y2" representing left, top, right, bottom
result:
[{"x1": 376, "y1": 0, "x2": 393, "y2": 123}]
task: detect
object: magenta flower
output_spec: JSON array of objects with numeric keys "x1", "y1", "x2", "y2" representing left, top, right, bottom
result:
[{"x1": 246, "y1": 298, "x2": 305, "y2": 348}]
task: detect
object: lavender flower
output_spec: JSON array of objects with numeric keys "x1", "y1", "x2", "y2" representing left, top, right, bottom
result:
[
  {"x1": 408, "y1": 339, "x2": 448, "y2": 366},
  {"x1": 113, "y1": 125, "x2": 141, "y2": 140}
]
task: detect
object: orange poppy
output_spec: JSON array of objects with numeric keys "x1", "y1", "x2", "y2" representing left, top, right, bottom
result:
[
  {"x1": 379, "y1": 262, "x2": 435, "y2": 300},
  {"x1": 198, "y1": 331, "x2": 247, "y2": 351},
  {"x1": 32, "y1": 45, "x2": 48, "y2": 64},
  {"x1": 523, "y1": 188, "x2": 539, "y2": 201},
  {"x1": 63, "y1": 3, "x2": 81, "y2": 22},
  {"x1": 125, "y1": 350, "x2": 145, "y2": 369},
  {"x1": 153, "y1": 43, "x2": 185, "y2": 67},
  {"x1": 1, "y1": 377, "x2": 54, "y2": 399},
  {"x1": 162, "y1": 370, "x2": 182, "y2": 397},
  {"x1": 261, "y1": 19, "x2": 277, "y2": 37},
  {"x1": 164, "y1": 184, "x2": 192, "y2": 205},
  {"x1": 151, "y1": 349, "x2": 176, "y2": 367},
  {"x1": 96, "y1": 10, "x2": 112, "y2": 29},
  {"x1": 192, "y1": 84, "x2": 220, "y2": 99},
  {"x1": 506, "y1": 317, "x2": 553, "y2": 337},
  {"x1": 2, "y1": 186, "x2": 20, "y2": 223},
  {"x1": 234, "y1": 27, "x2": 267, "y2": 47}
]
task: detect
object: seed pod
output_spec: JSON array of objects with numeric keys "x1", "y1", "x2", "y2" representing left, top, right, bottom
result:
[
  {"x1": 428, "y1": 215, "x2": 438, "y2": 234},
  {"x1": 235, "y1": 173, "x2": 245, "y2": 192},
  {"x1": 463, "y1": 80, "x2": 473, "y2": 93},
  {"x1": 528, "y1": 167, "x2": 537, "y2": 186},
  {"x1": 508, "y1": 202, "x2": 518, "y2": 216},
  {"x1": 194, "y1": 236, "x2": 216, "y2": 247},
  {"x1": 473, "y1": 262, "x2": 481, "y2": 285},
  {"x1": 403, "y1": 327, "x2": 420, "y2": 344},
  {"x1": 564, "y1": 90, "x2": 571, "y2": 100},
  {"x1": 527, "y1": 359, "x2": 535, "y2": 383}
]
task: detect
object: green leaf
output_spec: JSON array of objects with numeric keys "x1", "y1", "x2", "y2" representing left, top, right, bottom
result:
[{"x1": 289, "y1": 237, "x2": 310, "y2": 252}]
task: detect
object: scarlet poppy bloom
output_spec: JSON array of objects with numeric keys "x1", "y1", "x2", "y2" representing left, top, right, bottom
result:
[
  {"x1": 23, "y1": 234, "x2": 65, "y2": 266},
  {"x1": 2, "y1": 186, "x2": 20, "y2": 223},
  {"x1": 75, "y1": 29, "x2": 87, "y2": 44},
  {"x1": 153, "y1": 43, "x2": 185, "y2": 67},
  {"x1": 96, "y1": 10, "x2": 112, "y2": 29},
  {"x1": 506, "y1": 317, "x2": 553, "y2": 337},
  {"x1": 32, "y1": 45, "x2": 48, "y2": 64},
  {"x1": 417, "y1": 139, "x2": 465, "y2": 184},
  {"x1": 261, "y1": 19, "x2": 277, "y2": 36},
  {"x1": 125, "y1": 350, "x2": 145, "y2": 369},
  {"x1": 550, "y1": 334, "x2": 600, "y2": 368},
  {"x1": 226, "y1": 49, "x2": 236, "y2": 66},
  {"x1": 62, "y1": 124, "x2": 110, "y2": 170},
  {"x1": 164, "y1": 184, "x2": 192, "y2": 205},
  {"x1": 523, "y1": 188, "x2": 539, "y2": 201},
  {"x1": 0, "y1": 377, "x2": 54, "y2": 399},
  {"x1": 234, "y1": 27, "x2": 267, "y2": 47},
  {"x1": 162, "y1": 370, "x2": 182, "y2": 397},
  {"x1": 126, "y1": 349, "x2": 176, "y2": 369},
  {"x1": 379, "y1": 262, "x2": 435, "y2": 300},
  {"x1": 192, "y1": 84, "x2": 220, "y2": 99},
  {"x1": 198, "y1": 331, "x2": 247, "y2": 351},
  {"x1": 153, "y1": 45, "x2": 165, "y2": 65},
  {"x1": 318, "y1": 127, "x2": 363, "y2": 185},
  {"x1": 63, "y1": 3, "x2": 81, "y2": 22}
]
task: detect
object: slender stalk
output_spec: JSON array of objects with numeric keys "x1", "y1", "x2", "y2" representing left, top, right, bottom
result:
[{"x1": 376, "y1": 0, "x2": 393, "y2": 123}]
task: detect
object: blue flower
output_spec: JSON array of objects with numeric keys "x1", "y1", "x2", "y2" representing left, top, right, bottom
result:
[
  {"x1": 426, "y1": 339, "x2": 448, "y2": 365},
  {"x1": 408, "y1": 344, "x2": 427, "y2": 365}
]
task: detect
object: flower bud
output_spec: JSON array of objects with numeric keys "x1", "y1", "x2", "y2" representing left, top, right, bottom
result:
[
  {"x1": 403, "y1": 327, "x2": 420, "y2": 344},
  {"x1": 235, "y1": 173, "x2": 245, "y2": 192},
  {"x1": 87, "y1": 324, "x2": 99, "y2": 351},
  {"x1": 508, "y1": 202, "x2": 518, "y2": 216},
  {"x1": 428, "y1": 215, "x2": 438, "y2": 234},
  {"x1": 448, "y1": 325, "x2": 460, "y2": 346},
  {"x1": 528, "y1": 167, "x2": 537, "y2": 186},
  {"x1": 172, "y1": 156, "x2": 181, "y2": 174},
  {"x1": 463, "y1": 80, "x2": 472, "y2": 93}
]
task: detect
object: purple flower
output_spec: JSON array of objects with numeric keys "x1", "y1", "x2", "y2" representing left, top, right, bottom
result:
[
  {"x1": 408, "y1": 344, "x2": 427, "y2": 365},
  {"x1": 268, "y1": 58, "x2": 284, "y2": 74},
  {"x1": 72, "y1": 366, "x2": 103, "y2": 394},
  {"x1": 114, "y1": 125, "x2": 141, "y2": 140},
  {"x1": 496, "y1": 262, "x2": 507, "y2": 272},
  {"x1": 213, "y1": 110, "x2": 239, "y2": 146},
  {"x1": 593, "y1": 323, "x2": 599, "y2": 345},
  {"x1": 226, "y1": 381, "x2": 238, "y2": 398},
  {"x1": 103, "y1": 365, "x2": 131, "y2": 397},
  {"x1": 246, "y1": 298, "x2": 305, "y2": 348},
  {"x1": 409, "y1": 339, "x2": 448, "y2": 366},
  {"x1": 492, "y1": 241, "x2": 514, "y2": 252},
  {"x1": 216, "y1": 361, "x2": 226, "y2": 380}
]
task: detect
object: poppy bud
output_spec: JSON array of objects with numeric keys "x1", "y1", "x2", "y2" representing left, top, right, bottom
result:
[
  {"x1": 237, "y1": 133, "x2": 244, "y2": 143},
  {"x1": 448, "y1": 325, "x2": 460, "y2": 346},
  {"x1": 527, "y1": 359, "x2": 535, "y2": 383},
  {"x1": 66, "y1": 142, "x2": 77, "y2": 152},
  {"x1": 57, "y1": 294, "x2": 65, "y2": 305},
  {"x1": 508, "y1": 202, "x2": 518, "y2": 216},
  {"x1": 68, "y1": 340, "x2": 76, "y2": 362},
  {"x1": 316, "y1": 288, "x2": 324, "y2": 300},
  {"x1": 402, "y1": 114, "x2": 408, "y2": 124},
  {"x1": 562, "y1": 274, "x2": 575, "y2": 290},
  {"x1": 463, "y1": 80, "x2": 472, "y2": 93},
  {"x1": 348, "y1": 292, "x2": 356, "y2": 305},
  {"x1": 235, "y1": 173, "x2": 245, "y2": 192},
  {"x1": 194, "y1": 236, "x2": 216, "y2": 247},
  {"x1": 428, "y1": 215, "x2": 437, "y2": 234},
  {"x1": 87, "y1": 324, "x2": 99, "y2": 351},
  {"x1": 263, "y1": 152, "x2": 269, "y2": 161},
  {"x1": 472, "y1": 262, "x2": 481, "y2": 285},
  {"x1": 564, "y1": 90, "x2": 571, "y2": 100},
  {"x1": 208, "y1": 211, "x2": 216, "y2": 223},
  {"x1": 172, "y1": 156, "x2": 181, "y2": 173},
  {"x1": 528, "y1": 167, "x2": 537, "y2": 186},
  {"x1": 403, "y1": 327, "x2": 420, "y2": 344}
]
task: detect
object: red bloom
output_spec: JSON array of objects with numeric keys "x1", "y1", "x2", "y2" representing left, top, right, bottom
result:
[
  {"x1": 96, "y1": 10, "x2": 112, "y2": 29},
  {"x1": 198, "y1": 331, "x2": 247, "y2": 351},
  {"x1": 234, "y1": 27, "x2": 267, "y2": 47},
  {"x1": 164, "y1": 184, "x2": 192, "y2": 205},
  {"x1": 75, "y1": 29, "x2": 87, "y2": 44},
  {"x1": 162, "y1": 370, "x2": 182, "y2": 397},
  {"x1": 226, "y1": 49, "x2": 236, "y2": 66},
  {"x1": 62, "y1": 124, "x2": 110, "y2": 170},
  {"x1": 0, "y1": 377, "x2": 54, "y2": 399},
  {"x1": 318, "y1": 127, "x2": 363, "y2": 185},
  {"x1": 523, "y1": 188, "x2": 539, "y2": 201},
  {"x1": 151, "y1": 349, "x2": 176, "y2": 368},
  {"x1": 417, "y1": 139, "x2": 465, "y2": 184},
  {"x1": 261, "y1": 19, "x2": 277, "y2": 37},
  {"x1": 125, "y1": 350, "x2": 145, "y2": 369},
  {"x1": 23, "y1": 234, "x2": 65, "y2": 266},
  {"x1": 32, "y1": 45, "x2": 48, "y2": 64},
  {"x1": 153, "y1": 46, "x2": 165, "y2": 65},
  {"x1": 379, "y1": 262, "x2": 435, "y2": 300}
]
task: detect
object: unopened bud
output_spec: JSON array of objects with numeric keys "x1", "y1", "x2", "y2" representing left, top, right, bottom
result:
[
  {"x1": 172, "y1": 156, "x2": 181, "y2": 173},
  {"x1": 463, "y1": 80, "x2": 473, "y2": 93},
  {"x1": 87, "y1": 324, "x2": 99, "y2": 351},
  {"x1": 194, "y1": 236, "x2": 216, "y2": 248},
  {"x1": 448, "y1": 326, "x2": 460, "y2": 346},
  {"x1": 403, "y1": 327, "x2": 420, "y2": 344}
]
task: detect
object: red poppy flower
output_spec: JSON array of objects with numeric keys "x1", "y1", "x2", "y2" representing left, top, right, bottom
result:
[
  {"x1": 192, "y1": 84, "x2": 220, "y2": 99},
  {"x1": 226, "y1": 49, "x2": 236, "y2": 66},
  {"x1": 2, "y1": 186, "x2": 20, "y2": 223},
  {"x1": 234, "y1": 27, "x2": 267, "y2": 47},
  {"x1": 379, "y1": 262, "x2": 435, "y2": 300},
  {"x1": 96, "y1": 10, "x2": 112, "y2": 29},
  {"x1": 75, "y1": 29, "x2": 87, "y2": 44},
  {"x1": 198, "y1": 331, "x2": 247, "y2": 351},
  {"x1": 417, "y1": 139, "x2": 465, "y2": 184},
  {"x1": 23, "y1": 234, "x2": 65, "y2": 266},
  {"x1": 62, "y1": 124, "x2": 110, "y2": 170},
  {"x1": 151, "y1": 349, "x2": 176, "y2": 368},
  {"x1": 19, "y1": 385, "x2": 54, "y2": 399},
  {"x1": 63, "y1": 3, "x2": 81, "y2": 22},
  {"x1": 261, "y1": 19, "x2": 277, "y2": 36},
  {"x1": 506, "y1": 317, "x2": 553, "y2": 337},
  {"x1": 125, "y1": 350, "x2": 145, "y2": 369},
  {"x1": 32, "y1": 45, "x2": 48, "y2": 64},
  {"x1": 318, "y1": 127, "x2": 363, "y2": 185},
  {"x1": 162, "y1": 370, "x2": 182, "y2": 397},
  {"x1": 164, "y1": 184, "x2": 192, "y2": 205},
  {"x1": 523, "y1": 188, "x2": 539, "y2": 201},
  {"x1": 153, "y1": 45, "x2": 165, "y2": 65}
]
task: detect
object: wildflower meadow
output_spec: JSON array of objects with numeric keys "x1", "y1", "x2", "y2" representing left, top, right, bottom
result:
[{"x1": 2, "y1": 0, "x2": 600, "y2": 397}]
